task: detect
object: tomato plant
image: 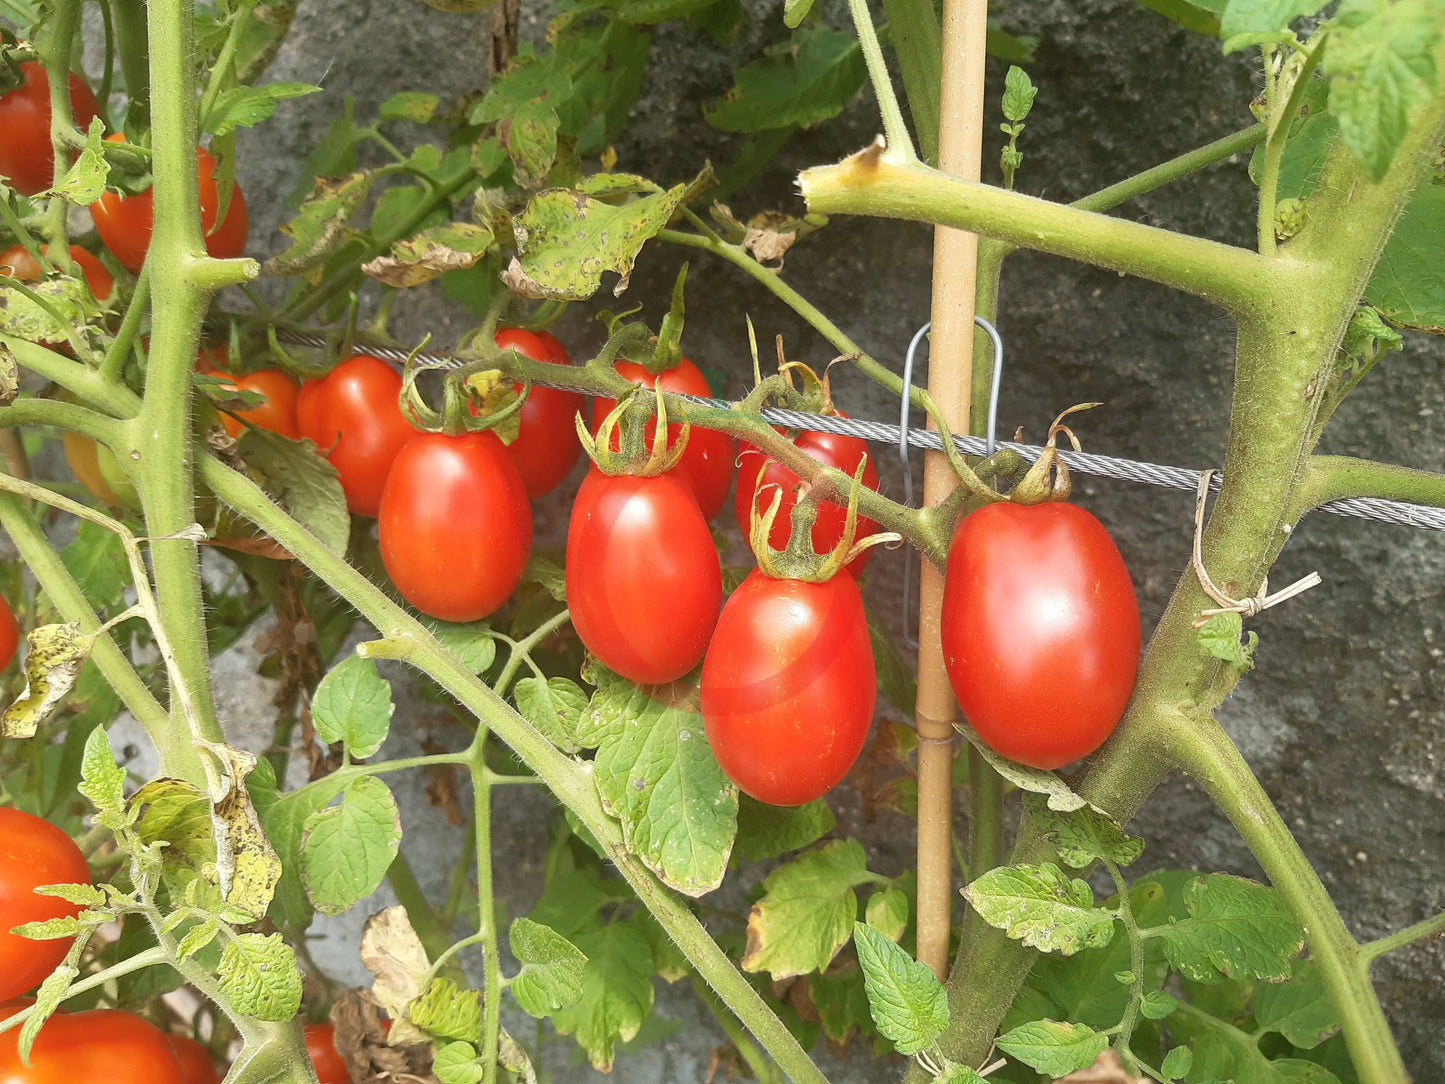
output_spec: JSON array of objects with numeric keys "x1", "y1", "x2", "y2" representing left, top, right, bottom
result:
[
  {"x1": 0, "y1": 595, "x2": 17, "y2": 673},
  {"x1": 940, "y1": 501, "x2": 1140, "y2": 770},
  {"x1": 701, "y1": 569, "x2": 875, "y2": 805},
  {"x1": 0, "y1": 244, "x2": 114, "y2": 301},
  {"x1": 493, "y1": 327, "x2": 585, "y2": 498},
  {"x1": 0, "y1": 62, "x2": 102, "y2": 196},
  {"x1": 0, "y1": 808, "x2": 90, "y2": 1002},
  {"x1": 91, "y1": 136, "x2": 248, "y2": 274},
  {"x1": 567, "y1": 470, "x2": 721, "y2": 684},
  {"x1": 295, "y1": 354, "x2": 418, "y2": 516},
  {"x1": 303, "y1": 1024, "x2": 348, "y2": 1084},
  {"x1": 734, "y1": 420, "x2": 881, "y2": 576},
  {"x1": 0, "y1": 1010, "x2": 185, "y2": 1083},
  {"x1": 591, "y1": 358, "x2": 733, "y2": 522},
  {"x1": 378, "y1": 431, "x2": 532, "y2": 622},
  {"x1": 164, "y1": 1034, "x2": 220, "y2": 1084}
]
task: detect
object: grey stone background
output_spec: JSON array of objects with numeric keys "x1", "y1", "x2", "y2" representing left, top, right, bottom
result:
[{"x1": 200, "y1": 0, "x2": 1445, "y2": 1078}]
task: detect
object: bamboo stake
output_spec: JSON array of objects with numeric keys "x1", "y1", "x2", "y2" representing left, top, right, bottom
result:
[{"x1": 915, "y1": 0, "x2": 989, "y2": 979}]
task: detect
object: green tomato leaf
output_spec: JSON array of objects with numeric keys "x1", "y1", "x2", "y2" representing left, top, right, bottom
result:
[
  {"x1": 77, "y1": 725, "x2": 126, "y2": 820},
  {"x1": 1195, "y1": 611, "x2": 1258, "y2": 670},
  {"x1": 864, "y1": 881, "x2": 910, "y2": 942},
  {"x1": 311, "y1": 655, "x2": 394, "y2": 759},
  {"x1": 202, "y1": 82, "x2": 320, "y2": 138},
  {"x1": 380, "y1": 92, "x2": 440, "y2": 123},
  {"x1": 807, "y1": 963, "x2": 874, "y2": 1046},
  {"x1": 514, "y1": 675, "x2": 589, "y2": 754},
  {"x1": 428, "y1": 621, "x2": 497, "y2": 675},
  {"x1": 1140, "y1": 988, "x2": 1180, "y2": 1019},
  {"x1": 432, "y1": 1041, "x2": 485, "y2": 1084},
  {"x1": 1161, "y1": 1045, "x2": 1194, "y2": 1079},
  {"x1": 238, "y1": 427, "x2": 351, "y2": 555},
  {"x1": 1251, "y1": 959, "x2": 1341, "y2": 1047},
  {"x1": 995, "y1": 1018, "x2": 1109, "y2": 1076},
  {"x1": 1001, "y1": 65, "x2": 1038, "y2": 123},
  {"x1": 300, "y1": 775, "x2": 403, "y2": 916},
  {"x1": 734, "y1": 795, "x2": 835, "y2": 862},
  {"x1": 954, "y1": 717, "x2": 1090, "y2": 811},
  {"x1": 1219, "y1": 0, "x2": 1326, "y2": 39},
  {"x1": 704, "y1": 28, "x2": 865, "y2": 133},
  {"x1": 409, "y1": 977, "x2": 483, "y2": 1042},
  {"x1": 131, "y1": 778, "x2": 216, "y2": 869},
  {"x1": 217, "y1": 932, "x2": 303, "y2": 1021},
  {"x1": 1152, "y1": 873, "x2": 1303, "y2": 983},
  {"x1": 1025, "y1": 793, "x2": 1145, "y2": 869},
  {"x1": 1366, "y1": 179, "x2": 1445, "y2": 329},
  {"x1": 962, "y1": 863, "x2": 1116, "y2": 956},
  {"x1": 550, "y1": 914, "x2": 656, "y2": 1073},
  {"x1": 261, "y1": 775, "x2": 347, "y2": 929},
  {"x1": 0, "y1": 276, "x2": 94, "y2": 343},
  {"x1": 59, "y1": 518, "x2": 129, "y2": 611},
  {"x1": 867, "y1": 607, "x2": 917, "y2": 714},
  {"x1": 853, "y1": 922, "x2": 948, "y2": 1055},
  {"x1": 742, "y1": 839, "x2": 873, "y2": 978},
  {"x1": 1136, "y1": 0, "x2": 1223, "y2": 36},
  {"x1": 287, "y1": 98, "x2": 363, "y2": 208},
  {"x1": 509, "y1": 917, "x2": 589, "y2": 1018}
]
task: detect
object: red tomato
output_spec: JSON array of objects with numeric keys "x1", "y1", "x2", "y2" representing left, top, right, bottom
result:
[
  {"x1": 0, "y1": 1009, "x2": 184, "y2": 1083},
  {"x1": 591, "y1": 358, "x2": 733, "y2": 522},
  {"x1": 567, "y1": 470, "x2": 722, "y2": 684},
  {"x1": 701, "y1": 570, "x2": 875, "y2": 805},
  {"x1": 378, "y1": 432, "x2": 532, "y2": 622},
  {"x1": 734, "y1": 420, "x2": 881, "y2": 577},
  {"x1": 493, "y1": 327, "x2": 585, "y2": 498},
  {"x1": 0, "y1": 808, "x2": 90, "y2": 1001},
  {"x1": 165, "y1": 1034, "x2": 220, "y2": 1084},
  {"x1": 940, "y1": 502, "x2": 1140, "y2": 769},
  {"x1": 91, "y1": 134, "x2": 248, "y2": 273},
  {"x1": 0, "y1": 596, "x2": 17, "y2": 672},
  {"x1": 0, "y1": 244, "x2": 113, "y2": 301},
  {"x1": 296, "y1": 355, "x2": 418, "y2": 516},
  {"x1": 0, "y1": 62, "x2": 102, "y2": 196},
  {"x1": 303, "y1": 1024, "x2": 349, "y2": 1084},
  {"x1": 204, "y1": 368, "x2": 301, "y2": 440}
]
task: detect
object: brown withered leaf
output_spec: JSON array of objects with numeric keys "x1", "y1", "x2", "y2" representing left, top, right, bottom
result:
[
  {"x1": 740, "y1": 210, "x2": 825, "y2": 269},
  {"x1": 330, "y1": 988, "x2": 438, "y2": 1084}
]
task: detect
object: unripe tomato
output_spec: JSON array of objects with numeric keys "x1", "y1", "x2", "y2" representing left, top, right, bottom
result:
[
  {"x1": 0, "y1": 1009, "x2": 185, "y2": 1083},
  {"x1": 940, "y1": 501, "x2": 1140, "y2": 769},
  {"x1": 0, "y1": 62, "x2": 102, "y2": 196},
  {"x1": 0, "y1": 808, "x2": 91, "y2": 1001},
  {"x1": 378, "y1": 431, "x2": 532, "y2": 622},
  {"x1": 0, "y1": 244, "x2": 114, "y2": 301},
  {"x1": 91, "y1": 134, "x2": 249, "y2": 273},
  {"x1": 493, "y1": 327, "x2": 585, "y2": 498},
  {"x1": 204, "y1": 367, "x2": 302, "y2": 440},
  {"x1": 303, "y1": 1023, "x2": 349, "y2": 1084},
  {"x1": 734, "y1": 419, "x2": 881, "y2": 577},
  {"x1": 165, "y1": 1034, "x2": 221, "y2": 1084},
  {"x1": 0, "y1": 595, "x2": 18, "y2": 671},
  {"x1": 591, "y1": 358, "x2": 733, "y2": 522},
  {"x1": 296, "y1": 355, "x2": 419, "y2": 517},
  {"x1": 701, "y1": 570, "x2": 876, "y2": 806},
  {"x1": 567, "y1": 470, "x2": 722, "y2": 684}
]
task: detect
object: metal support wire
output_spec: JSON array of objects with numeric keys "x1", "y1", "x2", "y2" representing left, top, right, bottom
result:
[{"x1": 265, "y1": 328, "x2": 1445, "y2": 533}]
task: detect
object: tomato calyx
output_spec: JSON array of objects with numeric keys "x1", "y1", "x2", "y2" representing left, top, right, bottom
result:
[
  {"x1": 580, "y1": 381, "x2": 689, "y2": 476},
  {"x1": 1006, "y1": 402, "x2": 1100, "y2": 506},
  {"x1": 749, "y1": 454, "x2": 897, "y2": 582}
]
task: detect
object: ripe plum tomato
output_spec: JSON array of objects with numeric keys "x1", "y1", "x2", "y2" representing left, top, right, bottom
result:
[
  {"x1": 701, "y1": 570, "x2": 876, "y2": 806},
  {"x1": 91, "y1": 134, "x2": 249, "y2": 273},
  {"x1": 0, "y1": 62, "x2": 102, "y2": 196},
  {"x1": 940, "y1": 501, "x2": 1140, "y2": 770},
  {"x1": 165, "y1": 1034, "x2": 220, "y2": 1084},
  {"x1": 203, "y1": 367, "x2": 302, "y2": 440},
  {"x1": 493, "y1": 327, "x2": 585, "y2": 498},
  {"x1": 304, "y1": 1024, "x2": 349, "y2": 1084},
  {"x1": 0, "y1": 1009, "x2": 185, "y2": 1083},
  {"x1": 591, "y1": 358, "x2": 733, "y2": 522},
  {"x1": 0, "y1": 244, "x2": 114, "y2": 301},
  {"x1": 567, "y1": 470, "x2": 722, "y2": 684},
  {"x1": 0, "y1": 808, "x2": 90, "y2": 1001},
  {"x1": 296, "y1": 354, "x2": 418, "y2": 516},
  {"x1": 734, "y1": 420, "x2": 881, "y2": 577},
  {"x1": 379, "y1": 431, "x2": 532, "y2": 622},
  {"x1": 0, "y1": 595, "x2": 17, "y2": 671}
]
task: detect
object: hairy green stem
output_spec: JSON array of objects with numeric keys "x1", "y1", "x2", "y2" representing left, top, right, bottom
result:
[
  {"x1": 845, "y1": 0, "x2": 915, "y2": 160},
  {"x1": 1361, "y1": 910, "x2": 1445, "y2": 964},
  {"x1": 1074, "y1": 124, "x2": 1267, "y2": 215},
  {"x1": 1301, "y1": 455, "x2": 1445, "y2": 511},
  {"x1": 1103, "y1": 858, "x2": 1146, "y2": 1061},
  {"x1": 880, "y1": 0, "x2": 941, "y2": 165},
  {"x1": 691, "y1": 974, "x2": 783, "y2": 1084},
  {"x1": 472, "y1": 734, "x2": 502, "y2": 1084},
  {"x1": 1256, "y1": 44, "x2": 1325, "y2": 256}
]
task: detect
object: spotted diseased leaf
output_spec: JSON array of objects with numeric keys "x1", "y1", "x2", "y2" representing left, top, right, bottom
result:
[
  {"x1": 504, "y1": 101, "x2": 560, "y2": 188},
  {"x1": 1025, "y1": 793, "x2": 1145, "y2": 870},
  {"x1": 0, "y1": 345, "x2": 16, "y2": 405},
  {"x1": 704, "y1": 28, "x2": 865, "y2": 133},
  {"x1": 360, "y1": 906, "x2": 432, "y2": 1046},
  {"x1": 0, "y1": 276, "x2": 94, "y2": 346},
  {"x1": 218, "y1": 932, "x2": 303, "y2": 1021},
  {"x1": 852, "y1": 922, "x2": 948, "y2": 1055},
  {"x1": 742, "y1": 839, "x2": 874, "y2": 979},
  {"x1": 301, "y1": 775, "x2": 403, "y2": 916},
  {"x1": 48, "y1": 116, "x2": 108, "y2": 205},
  {"x1": 995, "y1": 1018, "x2": 1110, "y2": 1077},
  {"x1": 1154, "y1": 874, "x2": 1303, "y2": 983},
  {"x1": 550, "y1": 915, "x2": 655, "y2": 1072},
  {"x1": 312, "y1": 655, "x2": 394, "y2": 759},
  {"x1": 509, "y1": 917, "x2": 588, "y2": 1018},
  {"x1": 362, "y1": 222, "x2": 495, "y2": 288},
  {"x1": 380, "y1": 92, "x2": 440, "y2": 123},
  {"x1": 208, "y1": 744, "x2": 283, "y2": 919},
  {"x1": 514, "y1": 675, "x2": 589, "y2": 753},
  {"x1": 962, "y1": 863, "x2": 1116, "y2": 956},
  {"x1": 238, "y1": 427, "x2": 350, "y2": 554},
  {"x1": 505, "y1": 182, "x2": 690, "y2": 301},
  {"x1": 0, "y1": 623, "x2": 90, "y2": 739},
  {"x1": 266, "y1": 170, "x2": 373, "y2": 276}
]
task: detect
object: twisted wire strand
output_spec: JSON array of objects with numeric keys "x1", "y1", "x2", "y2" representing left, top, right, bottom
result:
[{"x1": 271, "y1": 332, "x2": 1445, "y2": 532}]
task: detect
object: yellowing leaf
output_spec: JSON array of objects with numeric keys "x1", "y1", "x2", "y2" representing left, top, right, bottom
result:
[{"x1": 1, "y1": 623, "x2": 90, "y2": 739}]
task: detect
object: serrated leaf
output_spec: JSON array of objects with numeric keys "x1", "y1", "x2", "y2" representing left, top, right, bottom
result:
[
  {"x1": 995, "y1": 1018, "x2": 1109, "y2": 1076},
  {"x1": 550, "y1": 915, "x2": 655, "y2": 1072},
  {"x1": 852, "y1": 922, "x2": 948, "y2": 1054},
  {"x1": 523, "y1": 552, "x2": 567, "y2": 599},
  {"x1": 506, "y1": 182, "x2": 689, "y2": 300},
  {"x1": 261, "y1": 775, "x2": 348, "y2": 929},
  {"x1": 48, "y1": 116, "x2": 108, "y2": 205},
  {"x1": 363, "y1": 222, "x2": 495, "y2": 288},
  {"x1": 1026, "y1": 793, "x2": 1145, "y2": 869},
  {"x1": 742, "y1": 839, "x2": 873, "y2": 978},
  {"x1": 1325, "y1": 0, "x2": 1440, "y2": 181},
  {"x1": 19, "y1": 961, "x2": 76, "y2": 1058},
  {"x1": 734, "y1": 795, "x2": 835, "y2": 862},
  {"x1": 1195, "y1": 611, "x2": 1257, "y2": 670},
  {"x1": 238, "y1": 427, "x2": 350, "y2": 554},
  {"x1": 410, "y1": 977, "x2": 483, "y2": 1041},
  {"x1": 704, "y1": 28, "x2": 865, "y2": 133},
  {"x1": 1002, "y1": 65, "x2": 1038, "y2": 123},
  {"x1": 312, "y1": 655, "x2": 393, "y2": 759},
  {"x1": 301, "y1": 775, "x2": 403, "y2": 916},
  {"x1": 1250, "y1": 958, "x2": 1340, "y2": 1047},
  {"x1": 934, "y1": 1064, "x2": 988, "y2": 1084},
  {"x1": 218, "y1": 932, "x2": 303, "y2": 1021},
  {"x1": 807, "y1": 963, "x2": 873, "y2": 1046},
  {"x1": 32, "y1": 882, "x2": 107, "y2": 907},
  {"x1": 60, "y1": 518, "x2": 129, "y2": 610},
  {"x1": 865, "y1": 882, "x2": 909, "y2": 942},
  {"x1": 588, "y1": 669, "x2": 737, "y2": 895},
  {"x1": 176, "y1": 917, "x2": 222, "y2": 959},
  {"x1": 429, "y1": 621, "x2": 497, "y2": 674},
  {"x1": 266, "y1": 170, "x2": 373, "y2": 276},
  {"x1": 380, "y1": 92, "x2": 439, "y2": 123},
  {"x1": 962, "y1": 863, "x2": 1116, "y2": 955},
  {"x1": 509, "y1": 917, "x2": 588, "y2": 1018},
  {"x1": 514, "y1": 675, "x2": 588, "y2": 753},
  {"x1": 954, "y1": 718, "x2": 1089, "y2": 811},
  {"x1": 433, "y1": 1041, "x2": 485, "y2": 1084},
  {"x1": 1152, "y1": 873, "x2": 1303, "y2": 983},
  {"x1": 203, "y1": 82, "x2": 319, "y2": 137},
  {"x1": 0, "y1": 622, "x2": 91, "y2": 740},
  {"x1": 78, "y1": 725, "x2": 126, "y2": 818}
]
